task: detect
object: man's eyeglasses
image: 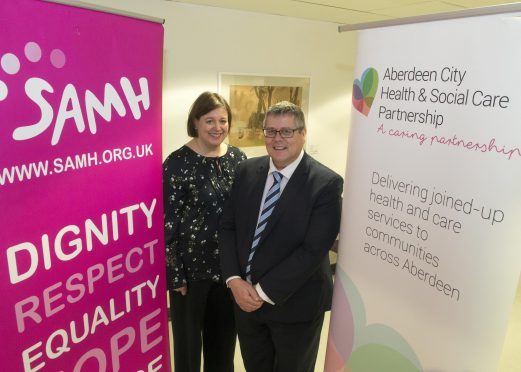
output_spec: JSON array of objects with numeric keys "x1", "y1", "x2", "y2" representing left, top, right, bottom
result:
[{"x1": 263, "y1": 128, "x2": 301, "y2": 138}]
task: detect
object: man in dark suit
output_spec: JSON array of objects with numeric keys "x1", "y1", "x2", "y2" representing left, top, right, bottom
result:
[{"x1": 220, "y1": 101, "x2": 343, "y2": 372}]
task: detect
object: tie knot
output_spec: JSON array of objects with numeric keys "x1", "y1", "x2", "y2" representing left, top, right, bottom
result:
[{"x1": 272, "y1": 171, "x2": 282, "y2": 184}]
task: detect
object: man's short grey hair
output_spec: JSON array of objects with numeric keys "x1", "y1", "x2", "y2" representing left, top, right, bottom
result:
[{"x1": 263, "y1": 101, "x2": 306, "y2": 129}]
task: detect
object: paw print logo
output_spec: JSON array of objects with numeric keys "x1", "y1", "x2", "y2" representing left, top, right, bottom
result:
[{"x1": 0, "y1": 41, "x2": 66, "y2": 102}]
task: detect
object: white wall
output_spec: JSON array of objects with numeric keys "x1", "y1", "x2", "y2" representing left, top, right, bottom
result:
[{"x1": 76, "y1": 0, "x2": 356, "y2": 176}]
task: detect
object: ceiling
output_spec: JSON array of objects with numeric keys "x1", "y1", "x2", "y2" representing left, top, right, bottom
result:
[{"x1": 167, "y1": 0, "x2": 517, "y2": 25}]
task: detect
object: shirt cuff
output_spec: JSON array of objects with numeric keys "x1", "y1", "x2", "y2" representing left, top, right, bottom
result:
[
  {"x1": 255, "y1": 283, "x2": 274, "y2": 305},
  {"x1": 225, "y1": 276, "x2": 241, "y2": 287}
]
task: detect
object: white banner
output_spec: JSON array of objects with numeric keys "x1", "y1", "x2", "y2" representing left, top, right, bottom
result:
[{"x1": 326, "y1": 12, "x2": 521, "y2": 372}]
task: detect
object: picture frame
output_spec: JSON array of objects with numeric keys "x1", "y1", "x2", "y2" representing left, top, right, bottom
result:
[{"x1": 219, "y1": 73, "x2": 310, "y2": 157}]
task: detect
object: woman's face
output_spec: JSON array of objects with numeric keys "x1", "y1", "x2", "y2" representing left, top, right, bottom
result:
[{"x1": 193, "y1": 107, "x2": 229, "y2": 148}]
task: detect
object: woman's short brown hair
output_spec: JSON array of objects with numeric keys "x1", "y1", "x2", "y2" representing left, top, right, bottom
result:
[{"x1": 187, "y1": 92, "x2": 232, "y2": 137}]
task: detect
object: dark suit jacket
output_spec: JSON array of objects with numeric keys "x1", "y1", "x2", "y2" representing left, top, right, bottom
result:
[{"x1": 220, "y1": 152, "x2": 343, "y2": 323}]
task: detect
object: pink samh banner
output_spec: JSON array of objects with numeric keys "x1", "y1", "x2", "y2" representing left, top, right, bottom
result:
[{"x1": 0, "y1": 0, "x2": 168, "y2": 371}]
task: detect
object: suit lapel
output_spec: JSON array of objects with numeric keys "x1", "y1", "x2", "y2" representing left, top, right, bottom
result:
[
  {"x1": 244, "y1": 158, "x2": 269, "y2": 246},
  {"x1": 258, "y1": 154, "x2": 310, "y2": 246}
]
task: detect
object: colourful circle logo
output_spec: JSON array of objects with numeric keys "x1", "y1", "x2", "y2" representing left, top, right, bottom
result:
[{"x1": 352, "y1": 67, "x2": 378, "y2": 116}]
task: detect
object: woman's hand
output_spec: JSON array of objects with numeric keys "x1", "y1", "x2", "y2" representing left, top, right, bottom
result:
[{"x1": 174, "y1": 285, "x2": 187, "y2": 296}]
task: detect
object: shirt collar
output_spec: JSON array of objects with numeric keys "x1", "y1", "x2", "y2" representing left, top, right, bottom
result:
[{"x1": 268, "y1": 150, "x2": 305, "y2": 180}]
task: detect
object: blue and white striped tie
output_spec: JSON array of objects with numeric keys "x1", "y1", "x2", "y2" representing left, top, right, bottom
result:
[{"x1": 245, "y1": 171, "x2": 283, "y2": 283}]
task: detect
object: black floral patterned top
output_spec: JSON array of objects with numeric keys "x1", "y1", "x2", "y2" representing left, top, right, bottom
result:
[{"x1": 163, "y1": 145, "x2": 246, "y2": 290}]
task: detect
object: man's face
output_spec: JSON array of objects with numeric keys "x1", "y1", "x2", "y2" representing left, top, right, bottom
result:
[{"x1": 264, "y1": 113, "x2": 306, "y2": 170}]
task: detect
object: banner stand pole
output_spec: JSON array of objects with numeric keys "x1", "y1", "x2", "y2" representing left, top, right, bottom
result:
[
  {"x1": 43, "y1": 0, "x2": 165, "y2": 24},
  {"x1": 339, "y1": 2, "x2": 521, "y2": 31}
]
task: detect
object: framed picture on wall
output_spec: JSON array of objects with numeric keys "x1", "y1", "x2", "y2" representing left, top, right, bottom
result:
[{"x1": 219, "y1": 73, "x2": 310, "y2": 157}]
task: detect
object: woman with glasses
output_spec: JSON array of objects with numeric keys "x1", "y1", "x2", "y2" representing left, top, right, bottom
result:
[{"x1": 163, "y1": 91, "x2": 246, "y2": 372}]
